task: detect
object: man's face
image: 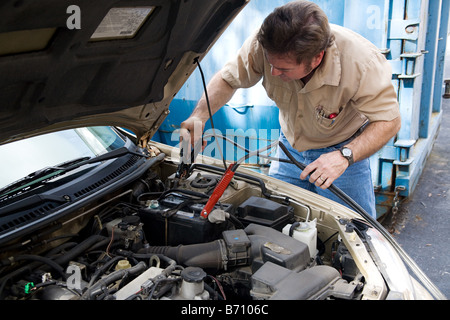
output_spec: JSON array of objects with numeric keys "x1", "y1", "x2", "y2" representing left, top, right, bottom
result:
[{"x1": 265, "y1": 51, "x2": 323, "y2": 82}]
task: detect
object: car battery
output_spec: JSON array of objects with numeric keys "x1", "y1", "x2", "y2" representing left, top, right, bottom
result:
[
  {"x1": 138, "y1": 194, "x2": 233, "y2": 246},
  {"x1": 236, "y1": 196, "x2": 294, "y2": 231}
]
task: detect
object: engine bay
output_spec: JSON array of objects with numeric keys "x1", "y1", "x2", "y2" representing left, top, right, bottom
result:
[{"x1": 0, "y1": 155, "x2": 370, "y2": 300}]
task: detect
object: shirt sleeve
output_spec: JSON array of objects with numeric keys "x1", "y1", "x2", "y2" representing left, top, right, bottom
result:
[
  {"x1": 351, "y1": 53, "x2": 400, "y2": 122},
  {"x1": 221, "y1": 32, "x2": 265, "y2": 89}
]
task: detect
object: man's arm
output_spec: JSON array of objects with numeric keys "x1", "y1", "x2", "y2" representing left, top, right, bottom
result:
[
  {"x1": 300, "y1": 117, "x2": 401, "y2": 189},
  {"x1": 180, "y1": 71, "x2": 236, "y2": 147}
]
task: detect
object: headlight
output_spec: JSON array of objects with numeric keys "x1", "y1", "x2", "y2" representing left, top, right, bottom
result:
[{"x1": 366, "y1": 228, "x2": 433, "y2": 300}]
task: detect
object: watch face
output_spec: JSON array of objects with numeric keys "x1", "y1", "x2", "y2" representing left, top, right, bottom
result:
[{"x1": 342, "y1": 148, "x2": 352, "y2": 157}]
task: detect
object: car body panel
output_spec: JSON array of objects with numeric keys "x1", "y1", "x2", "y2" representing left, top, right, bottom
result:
[{"x1": 0, "y1": 0, "x2": 248, "y2": 145}]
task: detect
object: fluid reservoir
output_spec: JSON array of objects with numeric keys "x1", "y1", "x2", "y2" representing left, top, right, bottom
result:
[
  {"x1": 179, "y1": 267, "x2": 209, "y2": 300},
  {"x1": 282, "y1": 219, "x2": 317, "y2": 258}
]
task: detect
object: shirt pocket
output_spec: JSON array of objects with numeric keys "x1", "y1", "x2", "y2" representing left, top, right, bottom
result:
[{"x1": 314, "y1": 104, "x2": 344, "y2": 130}]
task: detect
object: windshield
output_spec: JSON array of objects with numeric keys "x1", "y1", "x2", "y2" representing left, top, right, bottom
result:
[{"x1": 0, "y1": 127, "x2": 126, "y2": 189}]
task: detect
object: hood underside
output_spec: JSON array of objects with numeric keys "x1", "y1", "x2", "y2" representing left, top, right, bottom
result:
[{"x1": 0, "y1": 0, "x2": 248, "y2": 145}]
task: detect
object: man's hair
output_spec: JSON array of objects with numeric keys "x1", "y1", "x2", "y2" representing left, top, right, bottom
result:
[{"x1": 257, "y1": 0, "x2": 334, "y2": 64}]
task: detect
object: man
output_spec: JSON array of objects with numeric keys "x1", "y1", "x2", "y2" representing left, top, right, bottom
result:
[{"x1": 180, "y1": 0, "x2": 401, "y2": 218}]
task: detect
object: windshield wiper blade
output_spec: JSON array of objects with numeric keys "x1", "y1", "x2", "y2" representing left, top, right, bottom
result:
[
  {"x1": 0, "y1": 156, "x2": 91, "y2": 199},
  {"x1": 0, "y1": 147, "x2": 147, "y2": 199}
]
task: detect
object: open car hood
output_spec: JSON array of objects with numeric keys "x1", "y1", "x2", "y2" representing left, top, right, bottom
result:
[{"x1": 0, "y1": 0, "x2": 248, "y2": 146}]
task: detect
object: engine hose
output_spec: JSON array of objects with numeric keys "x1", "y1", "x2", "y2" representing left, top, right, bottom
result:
[
  {"x1": 52, "y1": 235, "x2": 108, "y2": 266},
  {"x1": 81, "y1": 261, "x2": 147, "y2": 300},
  {"x1": 289, "y1": 222, "x2": 301, "y2": 237},
  {"x1": 5, "y1": 255, "x2": 66, "y2": 279},
  {"x1": 88, "y1": 256, "x2": 125, "y2": 287},
  {"x1": 277, "y1": 141, "x2": 447, "y2": 300},
  {"x1": 117, "y1": 250, "x2": 177, "y2": 277},
  {"x1": 138, "y1": 240, "x2": 227, "y2": 271},
  {"x1": 227, "y1": 213, "x2": 245, "y2": 229},
  {"x1": 45, "y1": 242, "x2": 78, "y2": 258}
]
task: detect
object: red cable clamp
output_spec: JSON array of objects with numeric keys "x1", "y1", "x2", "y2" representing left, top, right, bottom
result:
[{"x1": 200, "y1": 163, "x2": 235, "y2": 219}]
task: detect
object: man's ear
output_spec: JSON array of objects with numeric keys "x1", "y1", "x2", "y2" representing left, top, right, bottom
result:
[{"x1": 311, "y1": 50, "x2": 325, "y2": 69}]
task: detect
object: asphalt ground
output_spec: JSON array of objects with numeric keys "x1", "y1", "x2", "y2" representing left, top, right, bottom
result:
[{"x1": 381, "y1": 36, "x2": 450, "y2": 299}]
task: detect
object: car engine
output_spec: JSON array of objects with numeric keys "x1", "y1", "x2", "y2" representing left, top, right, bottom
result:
[{"x1": 0, "y1": 157, "x2": 365, "y2": 300}]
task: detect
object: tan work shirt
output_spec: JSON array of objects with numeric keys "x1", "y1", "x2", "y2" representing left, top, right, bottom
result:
[{"x1": 221, "y1": 24, "x2": 400, "y2": 152}]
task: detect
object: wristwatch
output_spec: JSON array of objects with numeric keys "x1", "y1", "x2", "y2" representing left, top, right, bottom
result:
[{"x1": 340, "y1": 146, "x2": 354, "y2": 166}]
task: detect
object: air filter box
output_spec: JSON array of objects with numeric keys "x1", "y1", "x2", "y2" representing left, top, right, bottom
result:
[{"x1": 236, "y1": 196, "x2": 294, "y2": 231}]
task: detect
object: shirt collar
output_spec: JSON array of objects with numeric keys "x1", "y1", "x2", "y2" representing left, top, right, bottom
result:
[{"x1": 299, "y1": 39, "x2": 341, "y2": 93}]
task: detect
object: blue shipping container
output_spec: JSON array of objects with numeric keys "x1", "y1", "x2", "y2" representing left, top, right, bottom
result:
[{"x1": 153, "y1": 0, "x2": 450, "y2": 218}]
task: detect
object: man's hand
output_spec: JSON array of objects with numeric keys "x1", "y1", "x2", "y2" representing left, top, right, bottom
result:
[
  {"x1": 300, "y1": 151, "x2": 349, "y2": 189},
  {"x1": 179, "y1": 71, "x2": 237, "y2": 150},
  {"x1": 180, "y1": 116, "x2": 207, "y2": 150},
  {"x1": 299, "y1": 118, "x2": 401, "y2": 189}
]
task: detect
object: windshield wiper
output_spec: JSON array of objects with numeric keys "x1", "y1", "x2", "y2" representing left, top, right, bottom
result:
[
  {"x1": 0, "y1": 156, "x2": 90, "y2": 200},
  {"x1": 0, "y1": 147, "x2": 147, "y2": 199}
]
